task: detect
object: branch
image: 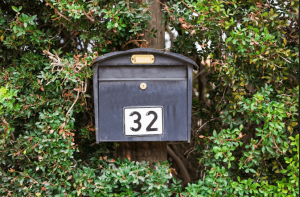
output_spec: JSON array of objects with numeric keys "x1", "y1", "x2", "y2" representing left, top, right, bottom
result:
[
  {"x1": 184, "y1": 146, "x2": 195, "y2": 158},
  {"x1": 216, "y1": 86, "x2": 228, "y2": 107},
  {"x1": 243, "y1": 131, "x2": 272, "y2": 165},
  {"x1": 122, "y1": 39, "x2": 148, "y2": 49},
  {"x1": 273, "y1": 64, "x2": 287, "y2": 69},
  {"x1": 167, "y1": 145, "x2": 191, "y2": 186},
  {"x1": 196, "y1": 121, "x2": 208, "y2": 132},
  {"x1": 50, "y1": 23, "x2": 64, "y2": 41},
  {"x1": 44, "y1": 0, "x2": 71, "y2": 22},
  {"x1": 66, "y1": 90, "x2": 80, "y2": 116},
  {"x1": 278, "y1": 54, "x2": 292, "y2": 63},
  {"x1": 70, "y1": 158, "x2": 77, "y2": 168},
  {"x1": 181, "y1": 1, "x2": 200, "y2": 16},
  {"x1": 1, "y1": 117, "x2": 12, "y2": 139},
  {"x1": 193, "y1": 69, "x2": 206, "y2": 81},
  {"x1": 1, "y1": 117, "x2": 9, "y2": 127},
  {"x1": 272, "y1": 135, "x2": 283, "y2": 154},
  {"x1": 82, "y1": 9, "x2": 95, "y2": 23},
  {"x1": 212, "y1": 183, "x2": 219, "y2": 196},
  {"x1": 224, "y1": 134, "x2": 246, "y2": 141}
]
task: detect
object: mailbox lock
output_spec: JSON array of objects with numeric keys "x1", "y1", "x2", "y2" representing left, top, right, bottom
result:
[{"x1": 140, "y1": 83, "x2": 147, "y2": 90}]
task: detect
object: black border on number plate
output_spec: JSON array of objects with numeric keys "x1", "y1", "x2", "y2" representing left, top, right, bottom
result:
[{"x1": 123, "y1": 106, "x2": 164, "y2": 137}]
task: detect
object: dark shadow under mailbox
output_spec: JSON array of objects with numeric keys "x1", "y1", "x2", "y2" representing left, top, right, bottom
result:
[{"x1": 92, "y1": 48, "x2": 198, "y2": 143}]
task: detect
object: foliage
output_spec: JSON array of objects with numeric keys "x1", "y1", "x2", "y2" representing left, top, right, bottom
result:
[
  {"x1": 0, "y1": 0, "x2": 298, "y2": 196},
  {"x1": 92, "y1": 160, "x2": 181, "y2": 197},
  {"x1": 163, "y1": 0, "x2": 299, "y2": 196}
]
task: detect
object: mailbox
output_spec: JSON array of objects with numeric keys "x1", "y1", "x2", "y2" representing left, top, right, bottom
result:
[{"x1": 92, "y1": 48, "x2": 198, "y2": 143}]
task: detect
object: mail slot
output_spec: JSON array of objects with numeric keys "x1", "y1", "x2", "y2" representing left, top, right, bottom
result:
[{"x1": 92, "y1": 48, "x2": 198, "y2": 143}]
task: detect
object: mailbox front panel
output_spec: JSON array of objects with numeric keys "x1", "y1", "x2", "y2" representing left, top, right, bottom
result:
[{"x1": 97, "y1": 66, "x2": 188, "y2": 142}]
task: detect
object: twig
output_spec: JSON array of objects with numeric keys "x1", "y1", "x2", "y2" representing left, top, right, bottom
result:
[
  {"x1": 82, "y1": 9, "x2": 95, "y2": 23},
  {"x1": 273, "y1": 63, "x2": 287, "y2": 68},
  {"x1": 193, "y1": 69, "x2": 206, "y2": 81},
  {"x1": 50, "y1": 23, "x2": 64, "y2": 40},
  {"x1": 272, "y1": 135, "x2": 283, "y2": 153},
  {"x1": 278, "y1": 54, "x2": 291, "y2": 63},
  {"x1": 24, "y1": 155, "x2": 31, "y2": 161},
  {"x1": 256, "y1": 171, "x2": 261, "y2": 182},
  {"x1": 44, "y1": 0, "x2": 72, "y2": 22},
  {"x1": 210, "y1": 43, "x2": 221, "y2": 54},
  {"x1": 261, "y1": 56, "x2": 287, "y2": 68},
  {"x1": 46, "y1": 76, "x2": 58, "y2": 85},
  {"x1": 196, "y1": 118, "x2": 216, "y2": 132},
  {"x1": 243, "y1": 131, "x2": 272, "y2": 165},
  {"x1": 212, "y1": 183, "x2": 219, "y2": 196},
  {"x1": 181, "y1": 1, "x2": 200, "y2": 16},
  {"x1": 197, "y1": 121, "x2": 208, "y2": 132},
  {"x1": 276, "y1": 159, "x2": 284, "y2": 170},
  {"x1": 1, "y1": 117, "x2": 9, "y2": 127},
  {"x1": 1, "y1": 117, "x2": 13, "y2": 139},
  {"x1": 122, "y1": 39, "x2": 148, "y2": 49},
  {"x1": 55, "y1": 11, "x2": 71, "y2": 23},
  {"x1": 224, "y1": 134, "x2": 246, "y2": 141},
  {"x1": 43, "y1": 50, "x2": 66, "y2": 85},
  {"x1": 184, "y1": 146, "x2": 194, "y2": 156},
  {"x1": 202, "y1": 166, "x2": 207, "y2": 181},
  {"x1": 70, "y1": 158, "x2": 77, "y2": 168},
  {"x1": 66, "y1": 90, "x2": 80, "y2": 116},
  {"x1": 217, "y1": 86, "x2": 227, "y2": 106}
]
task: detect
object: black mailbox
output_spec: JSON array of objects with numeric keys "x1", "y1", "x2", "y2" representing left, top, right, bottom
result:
[{"x1": 92, "y1": 48, "x2": 198, "y2": 143}]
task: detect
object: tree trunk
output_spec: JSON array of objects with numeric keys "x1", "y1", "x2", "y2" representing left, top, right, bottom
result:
[
  {"x1": 143, "y1": 0, "x2": 165, "y2": 50},
  {"x1": 118, "y1": 0, "x2": 166, "y2": 167}
]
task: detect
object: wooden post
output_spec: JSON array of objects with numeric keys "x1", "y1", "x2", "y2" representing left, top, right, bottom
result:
[
  {"x1": 118, "y1": 142, "x2": 167, "y2": 166},
  {"x1": 118, "y1": 0, "x2": 167, "y2": 166},
  {"x1": 143, "y1": 0, "x2": 165, "y2": 50}
]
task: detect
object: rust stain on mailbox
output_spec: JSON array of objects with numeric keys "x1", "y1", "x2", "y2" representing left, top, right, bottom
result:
[{"x1": 92, "y1": 48, "x2": 198, "y2": 143}]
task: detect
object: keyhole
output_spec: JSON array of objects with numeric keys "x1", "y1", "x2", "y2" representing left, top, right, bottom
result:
[{"x1": 140, "y1": 83, "x2": 147, "y2": 90}]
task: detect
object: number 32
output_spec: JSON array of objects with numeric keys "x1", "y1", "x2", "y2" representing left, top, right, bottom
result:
[{"x1": 130, "y1": 111, "x2": 158, "y2": 132}]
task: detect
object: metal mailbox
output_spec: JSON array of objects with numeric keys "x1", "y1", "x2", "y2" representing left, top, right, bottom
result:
[{"x1": 92, "y1": 48, "x2": 198, "y2": 143}]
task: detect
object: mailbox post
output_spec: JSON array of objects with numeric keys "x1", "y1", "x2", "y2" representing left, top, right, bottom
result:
[{"x1": 92, "y1": 48, "x2": 198, "y2": 144}]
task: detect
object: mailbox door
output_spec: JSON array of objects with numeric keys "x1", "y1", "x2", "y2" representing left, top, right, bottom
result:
[{"x1": 97, "y1": 66, "x2": 188, "y2": 142}]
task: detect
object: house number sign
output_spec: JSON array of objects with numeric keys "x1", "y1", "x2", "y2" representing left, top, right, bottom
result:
[{"x1": 124, "y1": 106, "x2": 163, "y2": 136}]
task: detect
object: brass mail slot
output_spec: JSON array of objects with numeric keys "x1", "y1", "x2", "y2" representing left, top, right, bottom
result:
[{"x1": 131, "y1": 54, "x2": 155, "y2": 64}]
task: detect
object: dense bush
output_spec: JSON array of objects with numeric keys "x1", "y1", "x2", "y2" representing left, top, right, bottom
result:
[
  {"x1": 0, "y1": 0, "x2": 298, "y2": 196},
  {"x1": 163, "y1": 0, "x2": 299, "y2": 196}
]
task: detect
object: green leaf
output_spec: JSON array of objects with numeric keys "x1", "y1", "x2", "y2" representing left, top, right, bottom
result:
[
  {"x1": 213, "y1": 130, "x2": 217, "y2": 137},
  {"x1": 226, "y1": 37, "x2": 233, "y2": 43},
  {"x1": 12, "y1": 6, "x2": 18, "y2": 12},
  {"x1": 213, "y1": 146, "x2": 221, "y2": 153}
]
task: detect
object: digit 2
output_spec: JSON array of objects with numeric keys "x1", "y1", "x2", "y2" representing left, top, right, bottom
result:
[{"x1": 146, "y1": 111, "x2": 158, "y2": 131}]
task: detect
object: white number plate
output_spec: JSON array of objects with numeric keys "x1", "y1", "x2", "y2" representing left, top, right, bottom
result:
[{"x1": 124, "y1": 107, "x2": 163, "y2": 136}]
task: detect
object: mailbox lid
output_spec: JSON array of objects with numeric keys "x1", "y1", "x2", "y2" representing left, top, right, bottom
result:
[{"x1": 92, "y1": 48, "x2": 198, "y2": 70}]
